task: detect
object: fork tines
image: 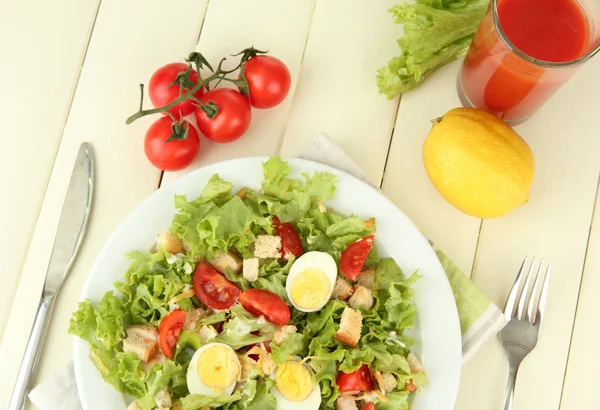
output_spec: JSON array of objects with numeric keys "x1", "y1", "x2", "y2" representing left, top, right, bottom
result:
[{"x1": 504, "y1": 257, "x2": 552, "y2": 325}]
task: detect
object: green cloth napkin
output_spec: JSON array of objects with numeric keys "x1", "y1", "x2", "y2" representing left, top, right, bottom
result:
[{"x1": 300, "y1": 133, "x2": 507, "y2": 363}]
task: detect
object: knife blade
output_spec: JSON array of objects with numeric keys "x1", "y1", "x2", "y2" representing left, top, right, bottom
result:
[{"x1": 9, "y1": 142, "x2": 94, "y2": 410}]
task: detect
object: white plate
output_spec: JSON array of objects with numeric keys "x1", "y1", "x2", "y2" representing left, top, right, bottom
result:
[{"x1": 74, "y1": 157, "x2": 461, "y2": 410}]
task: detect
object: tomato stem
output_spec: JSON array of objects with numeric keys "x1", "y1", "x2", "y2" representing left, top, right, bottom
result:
[{"x1": 125, "y1": 49, "x2": 255, "y2": 125}]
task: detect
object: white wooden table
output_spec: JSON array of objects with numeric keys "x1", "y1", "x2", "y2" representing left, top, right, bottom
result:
[{"x1": 1, "y1": 1, "x2": 599, "y2": 409}]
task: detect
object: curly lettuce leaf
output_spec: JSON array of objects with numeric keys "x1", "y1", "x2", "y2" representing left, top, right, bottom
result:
[
  {"x1": 226, "y1": 377, "x2": 277, "y2": 410},
  {"x1": 180, "y1": 393, "x2": 242, "y2": 410},
  {"x1": 377, "y1": 0, "x2": 488, "y2": 97}
]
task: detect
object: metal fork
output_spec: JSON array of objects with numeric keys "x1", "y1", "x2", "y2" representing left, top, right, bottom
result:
[{"x1": 499, "y1": 257, "x2": 552, "y2": 410}]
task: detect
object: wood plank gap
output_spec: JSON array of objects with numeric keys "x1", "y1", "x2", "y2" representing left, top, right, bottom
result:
[
  {"x1": 275, "y1": 0, "x2": 318, "y2": 155},
  {"x1": 0, "y1": 0, "x2": 103, "y2": 343},
  {"x1": 557, "y1": 170, "x2": 600, "y2": 410},
  {"x1": 379, "y1": 96, "x2": 403, "y2": 189},
  {"x1": 467, "y1": 219, "x2": 484, "y2": 281},
  {"x1": 196, "y1": 0, "x2": 211, "y2": 43}
]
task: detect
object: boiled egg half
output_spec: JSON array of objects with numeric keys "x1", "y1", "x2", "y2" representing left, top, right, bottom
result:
[
  {"x1": 271, "y1": 359, "x2": 321, "y2": 410},
  {"x1": 186, "y1": 342, "x2": 241, "y2": 397},
  {"x1": 286, "y1": 251, "x2": 337, "y2": 312}
]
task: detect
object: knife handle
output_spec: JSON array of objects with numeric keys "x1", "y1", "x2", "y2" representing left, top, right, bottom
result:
[{"x1": 8, "y1": 297, "x2": 55, "y2": 410}]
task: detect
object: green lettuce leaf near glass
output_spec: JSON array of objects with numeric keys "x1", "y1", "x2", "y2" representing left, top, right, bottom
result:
[
  {"x1": 377, "y1": 0, "x2": 488, "y2": 97},
  {"x1": 69, "y1": 156, "x2": 426, "y2": 409}
]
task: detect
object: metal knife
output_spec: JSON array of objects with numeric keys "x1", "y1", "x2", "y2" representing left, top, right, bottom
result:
[{"x1": 9, "y1": 142, "x2": 94, "y2": 410}]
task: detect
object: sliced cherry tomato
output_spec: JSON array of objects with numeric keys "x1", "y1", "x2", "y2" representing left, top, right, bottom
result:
[
  {"x1": 272, "y1": 216, "x2": 303, "y2": 260},
  {"x1": 240, "y1": 55, "x2": 291, "y2": 109},
  {"x1": 340, "y1": 236, "x2": 375, "y2": 280},
  {"x1": 337, "y1": 364, "x2": 374, "y2": 393},
  {"x1": 194, "y1": 88, "x2": 251, "y2": 143},
  {"x1": 193, "y1": 262, "x2": 241, "y2": 310},
  {"x1": 158, "y1": 309, "x2": 186, "y2": 359},
  {"x1": 239, "y1": 289, "x2": 291, "y2": 325},
  {"x1": 144, "y1": 117, "x2": 200, "y2": 171},
  {"x1": 361, "y1": 403, "x2": 376, "y2": 410},
  {"x1": 149, "y1": 62, "x2": 205, "y2": 118}
]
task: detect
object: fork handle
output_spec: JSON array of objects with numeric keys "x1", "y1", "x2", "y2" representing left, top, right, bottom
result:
[{"x1": 502, "y1": 365, "x2": 518, "y2": 410}]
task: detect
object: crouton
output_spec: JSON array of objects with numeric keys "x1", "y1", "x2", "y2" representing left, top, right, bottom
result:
[
  {"x1": 258, "y1": 353, "x2": 277, "y2": 376},
  {"x1": 376, "y1": 371, "x2": 398, "y2": 392},
  {"x1": 407, "y1": 352, "x2": 424, "y2": 373},
  {"x1": 156, "y1": 231, "x2": 183, "y2": 255},
  {"x1": 363, "y1": 217, "x2": 376, "y2": 230},
  {"x1": 335, "y1": 396, "x2": 358, "y2": 410},
  {"x1": 332, "y1": 277, "x2": 354, "y2": 301},
  {"x1": 335, "y1": 307, "x2": 362, "y2": 347},
  {"x1": 127, "y1": 400, "x2": 144, "y2": 410},
  {"x1": 243, "y1": 258, "x2": 260, "y2": 282},
  {"x1": 254, "y1": 235, "x2": 282, "y2": 259},
  {"x1": 208, "y1": 250, "x2": 242, "y2": 274},
  {"x1": 123, "y1": 325, "x2": 159, "y2": 363},
  {"x1": 155, "y1": 387, "x2": 172, "y2": 409},
  {"x1": 405, "y1": 379, "x2": 418, "y2": 392},
  {"x1": 273, "y1": 325, "x2": 297, "y2": 345},
  {"x1": 348, "y1": 285, "x2": 374, "y2": 310},
  {"x1": 184, "y1": 308, "x2": 207, "y2": 331},
  {"x1": 237, "y1": 187, "x2": 248, "y2": 200},
  {"x1": 356, "y1": 269, "x2": 376, "y2": 289},
  {"x1": 198, "y1": 325, "x2": 218, "y2": 344}
]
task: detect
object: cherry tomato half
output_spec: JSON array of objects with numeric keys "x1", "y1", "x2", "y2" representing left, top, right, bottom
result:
[
  {"x1": 144, "y1": 117, "x2": 200, "y2": 171},
  {"x1": 272, "y1": 216, "x2": 303, "y2": 260},
  {"x1": 337, "y1": 364, "x2": 374, "y2": 393},
  {"x1": 193, "y1": 262, "x2": 241, "y2": 310},
  {"x1": 241, "y1": 55, "x2": 291, "y2": 109},
  {"x1": 361, "y1": 403, "x2": 376, "y2": 410},
  {"x1": 149, "y1": 62, "x2": 205, "y2": 118},
  {"x1": 158, "y1": 309, "x2": 186, "y2": 359},
  {"x1": 194, "y1": 88, "x2": 251, "y2": 143},
  {"x1": 239, "y1": 289, "x2": 291, "y2": 325},
  {"x1": 340, "y1": 236, "x2": 374, "y2": 281}
]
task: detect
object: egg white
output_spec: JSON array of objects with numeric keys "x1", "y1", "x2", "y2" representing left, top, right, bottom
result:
[
  {"x1": 270, "y1": 360, "x2": 322, "y2": 410},
  {"x1": 285, "y1": 251, "x2": 337, "y2": 312},
  {"x1": 186, "y1": 342, "x2": 240, "y2": 397}
]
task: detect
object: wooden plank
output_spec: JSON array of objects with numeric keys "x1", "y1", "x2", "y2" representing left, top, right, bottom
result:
[
  {"x1": 462, "y1": 55, "x2": 600, "y2": 410},
  {"x1": 0, "y1": 0, "x2": 99, "y2": 341},
  {"x1": 278, "y1": 0, "x2": 403, "y2": 185},
  {"x1": 559, "y1": 179, "x2": 600, "y2": 410},
  {"x1": 381, "y1": 60, "x2": 482, "y2": 272},
  {"x1": 161, "y1": 0, "x2": 316, "y2": 186},
  {"x1": 0, "y1": 1, "x2": 208, "y2": 407}
]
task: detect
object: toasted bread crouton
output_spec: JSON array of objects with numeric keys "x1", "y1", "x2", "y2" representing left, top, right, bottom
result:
[
  {"x1": 356, "y1": 269, "x2": 376, "y2": 289},
  {"x1": 332, "y1": 277, "x2": 354, "y2": 301},
  {"x1": 258, "y1": 352, "x2": 277, "y2": 376},
  {"x1": 156, "y1": 231, "x2": 183, "y2": 255},
  {"x1": 237, "y1": 187, "x2": 248, "y2": 200},
  {"x1": 348, "y1": 285, "x2": 374, "y2": 310},
  {"x1": 209, "y1": 250, "x2": 242, "y2": 274},
  {"x1": 184, "y1": 308, "x2": 207, "y2": 331},
  {"x1": 407, "y1": 352, "x2": 424, "y2": 373},
  {"x1": 127, "y1": 400, "x2": 143, "y2": 410},
  {"x1": 376, "y1": 371, "x2": 398, "y2": 392},
  {"x1": 335, "y1": 307, "x2": 362, "y2": 347},
  {"x1": 363, "y1": 217, "x2": 376, "y2": 230},
  {"x1": 123, "y1": 325, "x2": 159, "y2": 363},
  {"x1": 254, "y1": 235, "x2": 282, "y2": 259},
  {"x1": 335, "y1": 396, "x2": 358, "y2": 410},
  {"x1": 243, "y1": 258, "x2": 260, "y2": 282},
  {"x1": 198, "y1": 325, "x2": 218, "y2": 343},
  {"x1": 155, "y1": 387, "x2": 172, "y2": 409},
  {"x1": 274, "y1": 325, "x2": 297, "y2": 345}
]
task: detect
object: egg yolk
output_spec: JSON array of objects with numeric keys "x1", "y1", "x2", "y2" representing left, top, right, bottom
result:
[
  {"x1": 197, "y1": 345, "x2": 241, "y2": 391},
  {"x1": 290, "y1": 268, "x2": 331, "y2": 309},
  {"x1": 275, "y1": 361, "x2": 313, "y2": 401}
]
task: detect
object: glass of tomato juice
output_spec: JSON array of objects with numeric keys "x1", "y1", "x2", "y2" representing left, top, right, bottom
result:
[{"x1": 458, "y1": 0, "x2": 600, "y2": 124}]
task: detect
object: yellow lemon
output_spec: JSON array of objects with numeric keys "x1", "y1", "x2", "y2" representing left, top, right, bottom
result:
[{"x1": 423, "y1": 108, "x2": 534, "y2": 218}]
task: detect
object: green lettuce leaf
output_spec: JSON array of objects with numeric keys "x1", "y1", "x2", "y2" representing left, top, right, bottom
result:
[
  {"x1": 375, "y1": 391, "x2": 410, "y2": 410},
  {"x1": 270, "y1": 333, "x2": 308, "y2": 364},
  {"x1": 180, "y1": 393, "x2": 242, "y2": 410}
]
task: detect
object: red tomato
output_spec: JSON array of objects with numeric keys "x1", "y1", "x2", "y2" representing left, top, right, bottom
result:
[
  {"x1": 149, "y1": 62, "x2": 205, "y2": 118},
  {"x1": 337, "y1": 364, "x2": 374, "y2": 393},
  {"x1": 194, "y1": 88, "x2": 251, "y2": 143},
  {"x1": 241, "y1": 55, "x2": 291, "y2": 109},
  {"x1": 144, "y1": 117, "x2": 200, "y2": 171},
  {"x1": 158, "y1": 309, "x2": 186, "y2": 359},
  {"x1": 239, "y1": 289, "x2": 291, "y2": 325},
  {"x1": 340, "y1": 236, "x2": 374, "y2": 280},
  {"x1": 193, "y1": 262, "x2": 241, "y2": 310},
  {"x1": 361, "y1": 403, "x2": 375, "y2": 410},
  {"x1": 272, "y1": 216, "x2": 303, "y2": 260}
]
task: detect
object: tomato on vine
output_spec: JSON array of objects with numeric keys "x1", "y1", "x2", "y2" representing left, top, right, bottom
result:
[
  {"x1": 240, "y1": 55, "x2": 291, "y2": 109},
  {"x1": 148, "y1": 63, "x2": 205, "y2": 118},
  {"x1": 144, "y1": 117, "x2": 200, "y2": 171},
  {"x1": 194, "y1": 88, "x2": 252, "y2": 143}
]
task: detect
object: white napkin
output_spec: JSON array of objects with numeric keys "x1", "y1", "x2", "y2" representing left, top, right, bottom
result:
[{"x1": 29, "y1": 133, "x2": 505, "y2": 409}]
